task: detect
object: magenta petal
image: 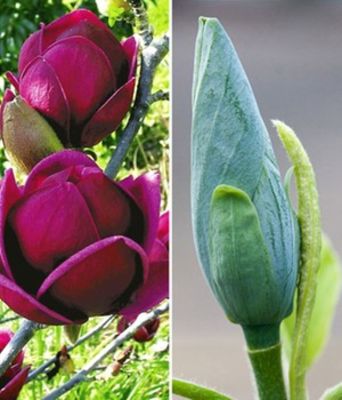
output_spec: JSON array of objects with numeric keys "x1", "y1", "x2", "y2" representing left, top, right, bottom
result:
[
  {"x1": 36, "y1": 168, "x2": 73, "y2": 189},
  {"x1": 149, "y1": 238, "x2": 168, "y2": 264},
  {"x1": 41, "y1": 10, "x2": 111, "y2": 45},
  {"x1": 24, "y1": 150, "x2": 98, "y2": 194},
  {"x1": 0, "y1": 366, "x2": 30, "y2": 400},
  {"x1": 37, "y1": 236, "x2": 148, "y2": 317},
  {"x1": 20, "y1": 57, "x2": 70, "y2": 142},
  {"x1": 75, "y1": 171, "x2": 131, "y2": 238},
  {"x1": 9, "y1": 182, "x2": 99, "y2": 274},
  {"x1": 0, "y1": 89, "x2": 15, "y2": 137},
  {"x1": 80, "y1": 78, "x2": 135, "y2": 147},
  {"x1": 2, "y1": 363, "x2": 25, "y2": 387},
  {"x1": 42, "y1": 9, "x2": 127, "y2": 77},
  {"x1": 0, "y1": 330, "x2": 24, "y2": 383},
  {"x1": 5, "y1": 359, "x2": 25, "y2": 382},
  {"x1": 45, "y1": 12, "x2": 128, "y2": 79},
  {"x1": 0, "y1": 331, "x2": 24, "y2": 373},
  {"x1": 43, "y1": 36, "x2": 115, "y2": 125},
  {"x1": 5, "y1": 72, "x2": 19, "y2": 92},
  {"x1": 0, "y1": 274, "x2": 72, "y2": 324},
  {"x1": 0, "y1": 330, "x2": 12, "y2": 351},
  {"x1": 18, "y1": 27, "x2": 43, "y2": 73},
  {"x1": 120, "y1": 172, "x2": 161, "y2": 253},
  {"x1": 157, "y1": 211, "x2": 169, "y2": 248},
  {"x1": 121, "y1": 36, "x2": 139, "y2": 80},
  {"x1": 120, "y1": 257, "x2": 169, "y2": 322},
  {"x1": 0, "y1": 170, "x2": 21, "y2": 280},
  {"x1": 40, "y1": 9, "x2": 128, "y2": 77}
]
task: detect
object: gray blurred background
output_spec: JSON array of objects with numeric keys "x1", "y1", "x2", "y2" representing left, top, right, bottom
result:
[{"x1": 172, "y1": 0, "x2": 342, "y2": 398}]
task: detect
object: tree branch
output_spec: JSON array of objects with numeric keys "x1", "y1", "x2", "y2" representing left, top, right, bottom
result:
[
  {"x1": 42, "y1": 302, "x2": 169, "y2": 400},
  {"x1": 0, "y1": 315, "x2": 19, "y2": 325},
  {"x1": 128, "y1": 0, "x2": 153, "y2": 46},
  {"x1": 0, "y1": 319, "x2": 42, "y2": 376},
  {"x1": 28, "y1": 315, "x2": 115, "y2": 381},
  {"x1": 105, "y1": 34, "x2": 169, "y2": 179},
  {"x1": 148, "y1": 90, "x2": 169, "y2": 104}
]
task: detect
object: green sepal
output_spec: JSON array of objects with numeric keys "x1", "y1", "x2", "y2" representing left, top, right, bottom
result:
[
  {"x1": 209, "y1": 184, "x2": 281, "y2": 326},
  {"x1": 242, "y1": 324, "x2": 280, "y2": 350},
  {"x1": 64, "y1": 324, "x2": 82, "y2": 344},
  {"x1": 2, "y1": 96, "x2": 64, "y2": 175}
]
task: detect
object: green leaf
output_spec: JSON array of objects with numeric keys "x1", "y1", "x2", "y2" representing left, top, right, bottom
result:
[
  {"x1": 148, "y1": 0, "x2": 169, "y2": 35},
  {"x1": 281, "y1": 235, "x2": 341, "y2": 370},
  {"x1": 173, "y1": 378, "x2": 233, "y2": 400},
  {"x1": 321, "y1": 382, "x2": 342, "y2": 400}
]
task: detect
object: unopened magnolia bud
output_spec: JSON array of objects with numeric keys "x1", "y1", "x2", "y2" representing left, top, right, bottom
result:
[
  {"x1": 2, "y1": 96, "x2": 64, "y2": 174},
  {"x1": 191, "y1": 18, "x2": 299, "y2": 349}
]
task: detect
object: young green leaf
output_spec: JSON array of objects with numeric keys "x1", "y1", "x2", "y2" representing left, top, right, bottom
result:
[
  {"x1": 281, "y1": 235, "x2": 341, "y2": 370},
  {"x1": 275, "y1": 120, "x2": 321, "y2": 400}
]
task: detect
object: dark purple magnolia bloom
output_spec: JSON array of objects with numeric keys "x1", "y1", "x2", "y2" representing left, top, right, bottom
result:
[
  {"x1": 0, "y1": 330, "x2": 30, "y2": 399},
  {"x1": 2, "y1": 9, "x2": 138, "y2": 148},
  {"x1": 0, "y1": 150, "x2": 166, "y2": 325},
  {"x1": 117, "y1": 316, "x2": 161, "y2": 342}
]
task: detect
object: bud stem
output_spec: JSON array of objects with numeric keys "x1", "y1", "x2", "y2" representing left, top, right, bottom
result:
[
  {"x1": 243, "y1": 325, "x2": 287, "y2": 400},
  {"x1": 242, "y1": 324, "x2": 280, "y2": 350},
  {"x1": 246, "y1": 342, "x2": 287, "y2": 400}
]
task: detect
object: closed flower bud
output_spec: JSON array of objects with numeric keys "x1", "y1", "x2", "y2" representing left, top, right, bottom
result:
[
  {"x1": 117, "y1": 316, "x2": 160, "y2": 342},
  {"x1": 191, "y1": 18, "x2": 299, "y2": 347},
  {"x1": 1, "y1": 95, "x2": 63, "y2": 174}
]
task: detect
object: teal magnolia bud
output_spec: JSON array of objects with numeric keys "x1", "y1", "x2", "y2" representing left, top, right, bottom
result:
[
  {"x1": 2, "y1": 96, "x2": 64, "y2": 174},
  {"x1": 191, "y1": 17, "x2": 299, "y2": 343}
]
